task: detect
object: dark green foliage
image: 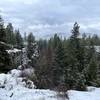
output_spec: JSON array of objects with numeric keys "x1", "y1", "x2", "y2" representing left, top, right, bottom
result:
[
  {"x1": 27, "y1": 33, "x2": 38, "y2": 67},
  {"x1": 87, "y1": 57, "x2": 97, "y2": 86},
  {"x1": 27, "y1": 33, "x2": 35, "y2": 60},
  {"x1": 64, "y1": 22, "x2": 86, "y2": 90},
  {"x1": 52, "y1": 34, "x2": 66, "y2": 86},
  {"x1": 0, "y1": 43, "x2": 11, "y2": 73},
  {"x1": 6, "y1": 23, "x2": 16, "y2": 45},
  {"x1": 0, "y1": 16, "x2": 6, "y2": 42},
  {"x1": 0, "y1": 16, "x2": 11, "y2": 73},
  {"x1": 15, "y1": 30, "x2": 23, "y2": 49},
  {"x1": 86, "y1": 43, "x2": 98, "y2": 86},
  {"x1": 34, "y1": 39, "x2": 54, "y2": 89}
]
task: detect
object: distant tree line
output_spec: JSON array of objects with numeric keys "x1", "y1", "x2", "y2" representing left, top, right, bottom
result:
[{"x1": 0, "y1": 16, "x2": 100, "y2": 91}]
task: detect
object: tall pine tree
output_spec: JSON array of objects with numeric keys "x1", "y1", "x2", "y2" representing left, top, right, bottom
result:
[
  {"x1": 0, "y1": 16, "x2": 11, "y2": 73},
  {"x1": 6, "y1": 23, "x2": 16, "y2": 45},
  {"x1": 65, "y1": 22, "x2": 86, "y2": 90},
  {"x1": 15, "y1": 30, "x2": 23, "y2": 49},
  {"x1": 27, "y1": 33, "x2": 38, "y2": 67},
  {"x1": 52, "y1": 34, "x2": 66, "y2": 86}
]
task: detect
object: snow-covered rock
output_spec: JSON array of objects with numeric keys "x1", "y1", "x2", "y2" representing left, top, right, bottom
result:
[
  {"x1": 6, "y1": 49, "x2": 21, "y2": 54},
  {"x1": 0, "y1": 74, "x2": 7, "y2": 88},
  {"x1": 87, "y1": 86, "x2": 96, "y2": 92},
  {"x1": 9, "y1": 69, "x2": 21, "y2": 77},
  {"x1": 21, "y1": 68, "x2": 35, "y2": 78},
  {"x1": 0, "y1": 69, "x2": 35, "y2": 91},
  {"x1": 17, "y1": 64, "x2": 35, "y2": 78}
]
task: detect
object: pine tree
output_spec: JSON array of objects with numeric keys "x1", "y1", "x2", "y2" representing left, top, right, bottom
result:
[
  {"x1": 92, "y1": 34, "x2": 100, "y2": 45},
  {"x1": 0, "y1": 16, "x2": 11, "y2": 73},
  {"x1": 52, "y1": 34, "x2": 66, "y2": 86},
  {"x1": 65, "y1": 22, "x2": 86, "y2": 90},
  {"x1": 27, "y1": 33, "x2": 38, "y2": 67},
  {"x1": 87, "y1": 56, "x2": 97, "y2": 86},
  {"x1": 6, "y1": 23, "x2": 16, "y2": 45},
  {"x1": 0, "y1": 16, "x2": 5, "y2": 42},
  {"x1": 96, "y1": 64, "x2": 100, "y2": 86},
  {"x1": 85, "y1": 40, "x2": 98, "y2": 86},
  {"x1": 15, "y1": 30, "x2": 23, "y2": 49},
  {"x1": 34, "y1": 39, "x2": 53, "y2": 88}
]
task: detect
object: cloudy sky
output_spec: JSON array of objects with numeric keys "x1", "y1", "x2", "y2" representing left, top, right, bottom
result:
[{"x1": 0, "y1": 0, "x2": 100, "y2": 39}]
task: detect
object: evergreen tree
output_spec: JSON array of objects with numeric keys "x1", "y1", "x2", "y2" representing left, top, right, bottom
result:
[
  {"x1": 27, "y1": 33, "x2": 38, "y2": 67},
  {"x1": 0, "y1": 16, "x2": 5, "y2": 42},
  {"x1": 92, "y1": 34, "x2": 100, "y2": 45},
  {"x1": 87, "y1": 57, "x2": 97, "y2": 86},
  {"x1": 52, "y1": 34, "x2": 66, "y2": 86},
  {"x1": 65, "y1": 22, "x2": 86, "y2": 90},
  {"x1": 85, "y1": 40, "x2": 98, "y2": 86},
  {"x1": 15, "y1": 30, "x2": 23, "y2": 49},
  {"x1": 6, "y1": 23, "x2": 16, "y2": 45},
  {"x1": 0, "y1": 16, "x2": 11, "y2": 73},
  {"x1": 34, "y1": 39, "x2": 53, "y2": 88}
]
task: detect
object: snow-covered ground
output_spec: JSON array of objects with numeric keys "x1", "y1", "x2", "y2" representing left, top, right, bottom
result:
[
  {"x1": 0, "y1": 69, "x2": 100, "y2": 100},
  {"x1": 68, "y1": 87, "x2": 100, "y2": 100}
]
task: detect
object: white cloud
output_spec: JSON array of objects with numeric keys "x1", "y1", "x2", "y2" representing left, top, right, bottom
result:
[
  {"x1": 10, "y1": 18, "x2": 24, "y2": 23},
  {"x1": 23, "y1": 0, "x2": 39, "y2": 5},
  {"x1": 0, "y1": 0, "x2": 100, "y2": 38}
]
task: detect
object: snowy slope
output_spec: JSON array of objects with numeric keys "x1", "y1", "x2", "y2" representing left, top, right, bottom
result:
[
  {"x1": 0, "y1": 69, "x2": 100, "y2": 100},
  {"x1": 68, "y1": 87, "x2": 100, "y2": 100}
]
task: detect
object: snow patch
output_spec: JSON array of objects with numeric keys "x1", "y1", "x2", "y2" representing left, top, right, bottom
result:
[
  {"x1": 6, "y1": 49, "x2": 21, "y2": 54},
  {"x1": 0, "y1": 69, "x2": 35, "y2": 91}
]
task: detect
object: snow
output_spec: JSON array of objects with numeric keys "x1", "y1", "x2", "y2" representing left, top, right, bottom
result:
[
  {"x1": 86, "y1": 46, "x2": 100, "y2": 52},
  {"x1": 0, "y1": 69, "x2": 100, "y2": 100},
  {"x1": 94, "y1": 46, "x2": 100, "y2": 52},
  {"x1": 87, "y1": 86, "x2": 96, "y2": 92},
  {"x1": 9, "y1": 69, "x2": 21, "y2": 77},
  {"x1": 0, "y1": 87, "x2": 57, "y2": 100},
  {"x1": 6, "y1": 49, "x2": 21, "y2": 54},
  {"x1": 68, "y1": 87, "x2": 100, "y2": 100},
  {"x1": 0, "y1": 69, "x2": 35, "y2": 91}
]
